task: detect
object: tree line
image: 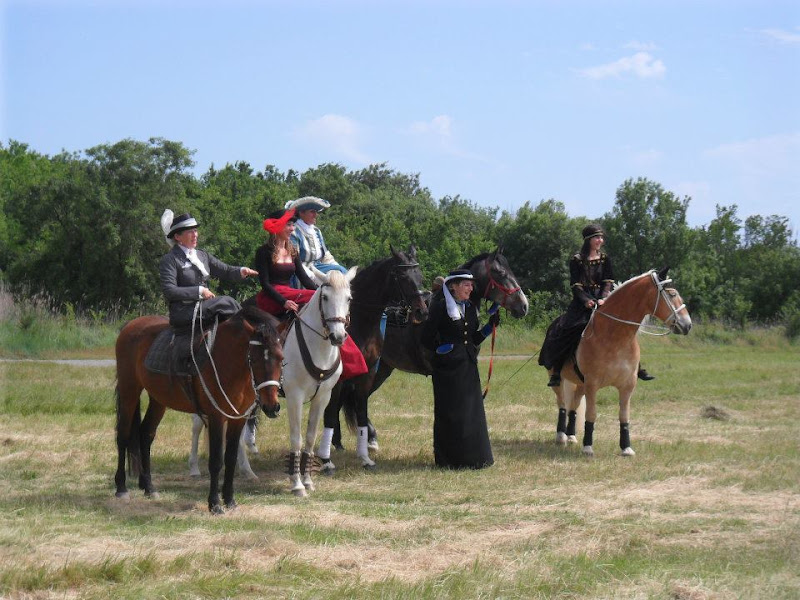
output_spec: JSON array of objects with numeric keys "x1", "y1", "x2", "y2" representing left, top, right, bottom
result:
[{"x1": 1, "y1": 137, "x2": 798, "y2": 332}]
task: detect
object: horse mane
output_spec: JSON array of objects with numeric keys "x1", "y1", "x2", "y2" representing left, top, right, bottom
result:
[
  {"x1": 325, "y1": 269, "x2": 350, "y2": 291},
  {"x1": 606, "y1": 270, "x2": 654, "y2": 299},
  {"x1": 460, "y1": 252, "x2": 490, "y2": 269},
  {"x1": 235, "y1": 304, "x2": 281, "y2": 336},
  {"x1": 350, "y1": 256, "x2": 395, "y2": 291}
]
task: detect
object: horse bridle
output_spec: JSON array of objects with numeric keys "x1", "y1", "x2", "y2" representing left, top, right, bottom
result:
[
  {"x1": 482, "y1": 256, "x2": 522, "y2": 307},
  {"x1": 248, "y1": 325, "x2": 281, "y2": 399},
  {"x1": 294, "y1": 282, "x2": 351, "y2": 341},
  {"x1": 590, "y1": 270, "x2": 686, "y2": 333}
]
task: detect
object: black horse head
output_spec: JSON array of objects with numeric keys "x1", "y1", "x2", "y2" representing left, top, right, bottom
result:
[
  {"x1": 389, "y1": 245, "x2": 428, "y2": 324},
  {"x1": 462, "y1": 246, "x2": 529, "y2": 318}
]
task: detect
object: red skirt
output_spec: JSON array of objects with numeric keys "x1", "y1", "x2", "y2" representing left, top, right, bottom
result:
[{"x1": 256, "y1": 287, "x2": 367, "y2": 381}]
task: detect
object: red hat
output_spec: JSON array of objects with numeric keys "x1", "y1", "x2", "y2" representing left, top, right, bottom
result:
[{"x1": 263, "y1": 208, "x2": 296, "y2": 234}]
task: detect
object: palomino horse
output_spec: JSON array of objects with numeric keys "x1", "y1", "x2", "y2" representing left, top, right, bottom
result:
[
  {"x1": 550, "y1": 267, "x2": 692, "y2": 456},
  {"x1": 321, "y1": 246, "x2": 428, "y2": 470},
  {"x1": 114, "y1": 306, "x2": 283, "y2": 514},
  {"x1": 340, "y1": 247, "x2": 529, "y2": 447},
  {"x1": 282, "y1": 266, "x2": 357, "y2": 496}
]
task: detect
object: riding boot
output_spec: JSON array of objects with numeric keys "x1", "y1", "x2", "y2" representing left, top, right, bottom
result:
[
  {"x1": 548, "y1": 370, "x2": 561, "y2": 387},
  {"x1": 318, "y1": 427, "x2": 336, "y2": 474},
  {"x1": 637, "y1": 364, "x2": 655, "y2": 381},
  {"x1": 356, "y1": 426, "x2": 376, "y2": 469}
]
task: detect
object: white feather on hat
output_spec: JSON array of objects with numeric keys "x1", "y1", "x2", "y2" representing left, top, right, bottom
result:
[
  {"x1": 284, "y1": 196, "x2": 331, "y2": 212},
  {"x1": 161, "y1": 209, "x2": 176, "y2": 247}
]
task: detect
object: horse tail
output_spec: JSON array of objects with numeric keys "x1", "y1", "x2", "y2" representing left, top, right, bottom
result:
[
  {"x1": 115, "y1": 384, "x2": 142, "y2": 478},
  {"x1": 340, "y1": 382, "x2": 358, "y2": 435}
]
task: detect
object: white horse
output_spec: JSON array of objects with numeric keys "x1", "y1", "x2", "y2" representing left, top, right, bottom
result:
[
  {"x1": 188, "y1": 414, "x2": 261, "y2": 480},
  {"x1": 283, "y1": 266, "x2": 357, "y2": 496}
]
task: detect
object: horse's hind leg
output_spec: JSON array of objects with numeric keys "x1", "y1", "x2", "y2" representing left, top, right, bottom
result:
[
  {"x1": 114, "y1": 385, "x2": 142, "y2": 499},
  {"x1": 139, "y1": 397, "x2": 166, "y2": 498},
  {"x1": 237, "y1": 424, "x2": 259, "y2": 482},
  {"x1": 207, "y1": 417, "x2": 227, "y2": 512}
]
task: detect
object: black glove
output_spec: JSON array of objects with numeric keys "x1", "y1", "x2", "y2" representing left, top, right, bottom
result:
[{"x1": 489, "y1": 310, "x2": 500, "y2": 327}]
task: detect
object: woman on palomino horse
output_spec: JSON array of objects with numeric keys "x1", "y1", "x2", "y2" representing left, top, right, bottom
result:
[
  {"x1": 421, "y1": 269, "x2": 500, "y2": 470},
  {"x1": 159, "y1": 210, "x2": 259, "y2": 329},
  {"x1": 538, "y1": 223, "x2": 654, "y2": 387},
  {"x1": 284, "y1": 196, "x2": 348, "y2": 284},
  {"x1": 254, "y1": 208, "x2": 367, "y2": 380}
]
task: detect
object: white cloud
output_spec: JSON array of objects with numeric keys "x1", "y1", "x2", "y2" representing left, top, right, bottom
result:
[
  {"x1": 293, "y1": 114, "x2": 369, "y2": 164},
  {"x1": 624, "y1": 40, "x2": 658, "y2": 51},
  {"x1": 410, "y1": 115, "x2": 453, "y2": 138},
  {"x1": 577, "y1": 52, "x2": 666, "y2": 80},
  {"x1": 758, "y1": 27, "x2": 800, "y2": 45},
  {"x1": 704, "y1": 132, "x2": 800, "y2": 176}
]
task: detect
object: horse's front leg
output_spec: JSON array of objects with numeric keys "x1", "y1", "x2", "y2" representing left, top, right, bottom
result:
[
  {"x1": 618, "y1": 385, "x2": 636, "y2": 456},
  {"x1": 582, "y1": 385, "x2": 599, "y2": 457},
  {"x1": 139, "y1": 397, "x2": 166, "y2": 498},
  {"x1": 284, "y1": 392, "x2": 307, "y2": 497},
  {"x1": 237, "y1": 426, "x2": 259, "y2": 482},
  {"x1": 222, "y1": 419, "x2": 246, "y2": 510},
  {"x1": 207, "y1": 417, "x2": 225, "y2": 513},
  {"x1": 188, "y1": 414, "x2": 204, "y2": 477}
]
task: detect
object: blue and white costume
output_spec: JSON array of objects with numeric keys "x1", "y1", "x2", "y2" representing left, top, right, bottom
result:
[{"x1": 285, "y1": 196, "x2": 348, "y2": 285}]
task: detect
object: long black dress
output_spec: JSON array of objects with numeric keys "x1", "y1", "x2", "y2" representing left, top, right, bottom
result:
[
  {"x1": 421, "y1": 292, "x2": 494, "y2": 469},
  {"x1": 538, "y1": 252, "x2": 614, "y2": 371}
]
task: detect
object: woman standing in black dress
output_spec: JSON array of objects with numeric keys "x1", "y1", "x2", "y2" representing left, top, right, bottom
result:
[{"x1": 421, "y1": 269, "x2": 499, "y2": 469}]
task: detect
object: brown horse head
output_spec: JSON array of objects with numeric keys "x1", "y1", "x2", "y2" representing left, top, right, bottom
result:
[
  {"x1": 239, "y1": 306, "x2": 284, "y2": 418},
  {"x1": 463, "y1": 247, "x2": 529, "y2": 318}
]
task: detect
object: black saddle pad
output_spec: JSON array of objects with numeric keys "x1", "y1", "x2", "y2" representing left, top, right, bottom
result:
[{"x1": 144, "y1": 329, "x2": 211, "y2": 377}]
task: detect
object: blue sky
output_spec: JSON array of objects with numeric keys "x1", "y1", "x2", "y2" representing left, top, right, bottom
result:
[{"x1": 3, "y1": 0, "x2": 799, "y2": 233}]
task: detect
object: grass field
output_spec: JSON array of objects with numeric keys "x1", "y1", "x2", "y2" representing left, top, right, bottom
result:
[{"x1": 1, "y1": 329, "x2": 798, "y2": 599}]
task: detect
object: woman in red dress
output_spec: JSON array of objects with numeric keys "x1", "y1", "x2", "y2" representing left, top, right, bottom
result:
[{"x1": 254, "y1": 209, "x2": 367, "y2": 380}]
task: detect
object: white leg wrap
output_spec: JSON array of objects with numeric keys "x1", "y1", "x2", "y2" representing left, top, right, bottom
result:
[
  {"x1": 318, "y1": 427, "x2": 334, "y2": 460},
  {"x1": 357, "y1": 426, "x2": 376, "y2": 467}
]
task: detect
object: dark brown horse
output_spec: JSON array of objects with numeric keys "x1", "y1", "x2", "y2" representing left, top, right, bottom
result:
[
  {"x1": 317, "y1": 246, "x2": 428, "y2": 469},
  {"x1": 336, "y1": 246, "x2": 528, "y2": 451},
  {"x1": 114, "y1": 305, "x2": 283, "y2": 514}
]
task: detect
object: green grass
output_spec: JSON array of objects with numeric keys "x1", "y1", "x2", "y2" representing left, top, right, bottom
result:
[{"x1": 0, "y1": 323, "x2": 799, "y2": 599}]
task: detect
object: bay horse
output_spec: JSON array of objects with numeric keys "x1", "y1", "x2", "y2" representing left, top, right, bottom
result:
[
  {"x1": 281, "y1": 266, "x2": 357, "y2": 496},
  {"x1": 343, "y1": 247, "x2": 529, "y2": 444},
  {"x1": 321, "y1": 246, "x2": 428, "y2": 470},
  {"x1": 549, "y1": 267, "x2": 692, "y2": 456},
  {"x1": 114, "y1": 305, "x2": 283, "y2": 514}
]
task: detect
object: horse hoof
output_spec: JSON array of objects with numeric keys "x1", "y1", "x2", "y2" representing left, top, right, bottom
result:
[
  {"x1": 567, "y1": 435, "x2": 578, "y2": 445},
  {"x1": 145, "y1": 491, "x2": 160, "y2": 500},
  {"x1": 621, "y1": 447, "x2": 636, "y2": 457},
  {"x1": 225, "y1": 500, "x2": 238, "y2": 512},
  {"x1": 555, "y1": 432, "x2": 567, "y2": 445},
  {"x1": 242, "y1": 471, "x2": 260, "y2": 482},
  {"x1": 368, "y1": 439, "x2": 380, "y2": 451},
  {"x1": 209, "y1": 504, "x2": 225, "y2": 515},
  {"x1": 291, "y1": 487, "x2": 308, "y2": 498},
  {"x1": 115, "y1": 491, "x2": 130, "y2": 501},
  {"x1": 362, "y1": 463, "x2": 377, "y2": 472},
  {"x1": 582, "y1": 446, "x2": 594, "y2": 457},
  {"x1": 189, "y1": 471, "x2": 202, "y2": 478},
  {"x1": 333, "y1": 443, "x2": 345, "y2": 451},
  {"x1": 245, "y1": 443, "x2": 259, "y2": 455},
  {"x1": 303, "y1": 481, "x2": 316, "y2": 492},
  {"x1": 320, "y1": 460, "x2": 336, "y2": 475}
]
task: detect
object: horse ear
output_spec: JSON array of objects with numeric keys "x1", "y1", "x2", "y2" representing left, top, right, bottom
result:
[
  {"x1": 310, "y1": 264, "x2": 328, "y2": 284},
  {"x1": 345, "y1": 265, "x2": 358, "y2": 284},
  {"x1": 390, "y1": 244, "x2": 397, "y2": 256},
  {"x1": 657, "y1": 266, "x2": 670, "y2": 280},
  {"x1": 408, "y1": 244, "x2": 417, "y2": 259},
  {"x1": 496, "y1": 244, "x2": 504, "y2": 255}
]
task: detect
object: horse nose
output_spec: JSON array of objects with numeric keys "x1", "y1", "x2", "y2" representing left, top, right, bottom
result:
[{"x1": 264, "y1": 402, "x2": 280, "y2": 419}]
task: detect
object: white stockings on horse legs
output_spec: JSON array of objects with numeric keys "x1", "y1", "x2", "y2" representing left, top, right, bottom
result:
[
  {"x1": 357, "y1": 426, "x2": 376, "y2": 468},
  {"x1": 318, "y1": 427, "x2": 336, "y2": 473}
]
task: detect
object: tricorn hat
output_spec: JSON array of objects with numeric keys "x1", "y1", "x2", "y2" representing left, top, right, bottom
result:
[
  {"x1": 582, "y1": 223, "x2": 605, "y2": 240},
  {"x1": 284, "y1": 196, "x2": 331, "y2": 213}
]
